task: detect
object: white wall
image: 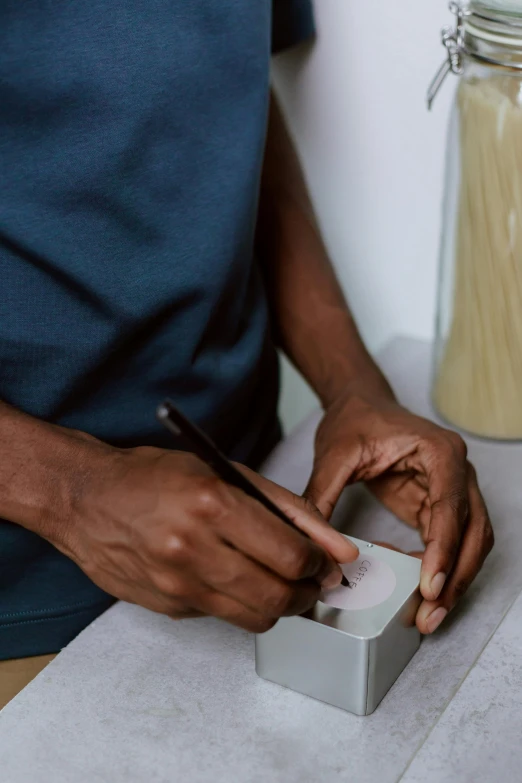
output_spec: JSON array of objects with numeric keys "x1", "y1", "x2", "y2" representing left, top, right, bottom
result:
[{"x1": 273, "y1": 0, "x2": 456, "y2": 432}]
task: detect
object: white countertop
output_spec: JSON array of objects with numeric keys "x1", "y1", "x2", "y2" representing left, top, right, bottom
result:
[{"x1": 2, "y1": 338, "x2": 522, "y2": 783}]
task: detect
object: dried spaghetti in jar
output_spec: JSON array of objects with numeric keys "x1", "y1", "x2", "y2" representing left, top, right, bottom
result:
[{"x1": 429, "y1": 1, "x2": 522, "y2": 439}]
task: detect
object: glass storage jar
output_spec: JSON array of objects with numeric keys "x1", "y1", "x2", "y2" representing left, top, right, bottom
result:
[{"x1": 429, "y1": 1, "x2": 522, "y2": 439}]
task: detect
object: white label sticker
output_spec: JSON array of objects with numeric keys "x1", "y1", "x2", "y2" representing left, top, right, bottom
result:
[{"x1": 322, "y1": 555, "x2": 397, "y2": 611}]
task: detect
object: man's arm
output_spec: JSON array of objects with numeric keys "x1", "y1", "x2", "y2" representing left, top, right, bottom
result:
[
  {"x1": 256, "y1": 93, "x2": 494, "y2": 635},
  {"x1": 256, "y1": 93, "x2": 393, "y2": 409},
  {"x1": 0, "y1": 401, "x2": 106, "y2": 545},
  {"x1": 0, "y1": 399, "x2": 356, "y2": 628}
]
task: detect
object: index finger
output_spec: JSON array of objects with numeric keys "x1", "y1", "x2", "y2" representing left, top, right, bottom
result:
[
  {"x1": 239, "y1": 466, "x2": 359, "y2": 566},
  {"x1": 216, "y1": 485, "x2": 346, "y2": 588},
  {"x1": 420, "y1": 442, "x2": 469, "y2": 601}
]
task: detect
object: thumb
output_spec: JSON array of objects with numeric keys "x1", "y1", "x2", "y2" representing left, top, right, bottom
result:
[{"x1": 304, "y1": 451, "x2": 352, "y2": 521}]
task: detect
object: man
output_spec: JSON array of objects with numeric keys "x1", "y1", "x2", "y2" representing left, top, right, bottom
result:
[{"x1": 0, "y1": 0, "x2": 493, "y2": 699}]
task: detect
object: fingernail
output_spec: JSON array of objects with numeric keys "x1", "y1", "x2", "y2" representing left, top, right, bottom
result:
[
  {"x1": 426, "y1": 607, "x2": 448, "y2": 634},
  {"x1": 322, "y1": 570, "x2": 343, "y2": 590},
  {"x1": 430, "y1": 572, "x2": 447, "y2": 600},
  {"x1": 339, "y1": 539, "x2": 359, "y2": 562}
]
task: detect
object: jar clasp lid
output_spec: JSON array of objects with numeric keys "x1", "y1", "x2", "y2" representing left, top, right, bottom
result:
[{"x1": 427, "y1": 2, "x2": 467, "y2": 110}]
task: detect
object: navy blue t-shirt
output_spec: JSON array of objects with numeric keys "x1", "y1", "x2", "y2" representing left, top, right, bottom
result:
[{"x1": 0, "y1": 0, "x2": 314, "y2": 659}]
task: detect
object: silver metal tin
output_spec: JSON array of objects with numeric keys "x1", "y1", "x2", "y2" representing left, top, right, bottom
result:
[{"x1": 255, "y1": 537, "x2": 422, "y2": 716}]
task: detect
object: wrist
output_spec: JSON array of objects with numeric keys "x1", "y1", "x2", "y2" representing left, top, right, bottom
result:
[
  {"x1": 45, "y1": 431, "x2": 120, "y2": 557},
  {"x1": 319, "y1": 364, "x2": 396, "y2": 411},
  {"x1": 0, "y1": 405, "x2": 118, "y2": 551}
]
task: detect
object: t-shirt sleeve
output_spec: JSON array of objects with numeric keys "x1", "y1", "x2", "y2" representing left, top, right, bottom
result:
[{"x1": 272, "y1": 0, "x2": 316, "y2": 54}]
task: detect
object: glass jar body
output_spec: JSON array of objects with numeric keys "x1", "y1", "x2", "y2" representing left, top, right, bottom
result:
[{"x1": 433, "y1": 57, "x2": 522, "y2": 440}]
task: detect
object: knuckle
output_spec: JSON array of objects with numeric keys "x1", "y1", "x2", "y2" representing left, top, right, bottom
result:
[
  {"x1": 130, "y1": 445, "x2": 158, "y2": 458},
  {"x1": 453, "y1": 492, "x2": 469, "y2": 518},
  {"x1": 432, "y1": 491, "x2": 468, "y2": 520},
  {"x1": 195, "y1": 489, "x2": 220, "y2": 517},
  {"x1": 451, "y1": 577, "x2": 470, "y2": 601},
  {"x1": 193, "y1": 478, "x2": 226, "y2": 519},
  {"x1": 168, "y1": 610, "x2": 188, "y2": 620},
  {"x1": 152, "y1": 570, "x2": 184, "y2": 598},
  {"x1": 303, "y1": 486, "x2": 320, "y2": 507},
  {"x1": 447, "y1": 431, "x2": 468, "y2": 459},
  {"x1": 248, "y1": 616, "x2": 277, "y2": 634},
  {"x1": 428, "y1": 430, "x2": 466, "y2": 463},
  {"x1": 301, "y1": 496, "x2": 322, "y2": 519},
  {"x1": 483, "y1": 523, "x2": 495, "y2": 554},
  {"x1": 183, "y1": 451, "x2": 204, "y2": 471},
  {"x1": 128, "y1": 445, "x2": 168, "y2": 464},
  {"x1": 167, "y1": 601, "x2": 195, "y2": 619},
  {"x1": 282, "y1": 545, "x2": 314, "y2": 581},
  {"x1": 162, "y1": 533, "x2": 193, "y2": 565},
  {"x1": 450, "y1": 490, "x2": 468, "y2": 517},
  {"x1": 467, "y1": 461, "x2": 478, "y2": 480},
  {"x1": 266, "y1": 584, "x2": 294, "y2": 616}
]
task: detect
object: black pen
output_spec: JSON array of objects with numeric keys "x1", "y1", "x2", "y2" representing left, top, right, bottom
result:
[{"x1": 156, "y1": 399, "x2": 349, "y2": 588}]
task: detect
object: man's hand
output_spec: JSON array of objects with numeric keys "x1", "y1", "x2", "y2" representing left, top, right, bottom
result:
[
  {"x1": 256, "y1": 93, "x2": 492, "y2": 635},
  {"x1": 305, "y1": 389, "x2": 494, "y2": 635},
  {"x1": 56, "y1": 447, "x2": 358, "y2": 633}
]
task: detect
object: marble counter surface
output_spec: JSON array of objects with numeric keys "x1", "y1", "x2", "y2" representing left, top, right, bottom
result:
[
  {"x1": 402, "y1": 589, "x2": 522, "y2": 783},
  {"x1": 1, "y1": 338, "x2": 522, "y2": 782}
]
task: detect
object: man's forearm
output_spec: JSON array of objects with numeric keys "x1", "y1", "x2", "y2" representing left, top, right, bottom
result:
[
  {"x1": 256, "y1": 93, "x2": 394, "y2": 408},
  {"x1": 0, "y1": 401, "x2": 110, "y2": 546}
]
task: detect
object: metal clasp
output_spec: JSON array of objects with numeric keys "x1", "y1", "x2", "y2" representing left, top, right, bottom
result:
[{"x1": 427, "y1": 2, "x2": 467, "y2": 110}]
